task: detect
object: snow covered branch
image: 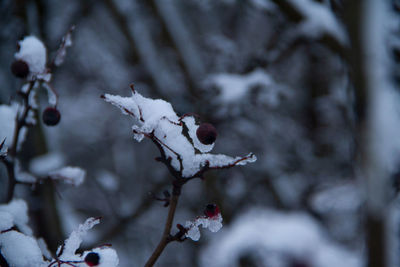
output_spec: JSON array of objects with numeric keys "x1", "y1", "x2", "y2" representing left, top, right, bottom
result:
[{"x1": 103, "y1": 84, "x2": 257, "y2": 266}]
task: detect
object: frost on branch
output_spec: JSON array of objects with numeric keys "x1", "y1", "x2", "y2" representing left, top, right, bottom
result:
[
  {"x1": 102, "y1": 86, "x2": 256, "y2": 178},
  {"x1": 57, "y1": 217, "x2": 100, "y2": 261},
  {"x1": 56, "y1": 217, "x2": 119, "y2": 267},
  {"x1": 185, "y1": 205, "x2": 223, "y2": 241}
]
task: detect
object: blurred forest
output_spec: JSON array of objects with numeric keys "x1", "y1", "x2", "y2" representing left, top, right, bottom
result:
[{"x1": 1, "y1": 0, "x2": 400, "y2": 266}]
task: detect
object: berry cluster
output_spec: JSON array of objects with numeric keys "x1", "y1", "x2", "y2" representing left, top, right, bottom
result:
[{"x1": 11, "y1": 37, "x2": 61, "y2": 127}]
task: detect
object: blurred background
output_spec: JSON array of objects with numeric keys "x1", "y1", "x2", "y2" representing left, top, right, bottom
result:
[{"x1": 0, "y1": 0, "x2": 399, "y2": 266}]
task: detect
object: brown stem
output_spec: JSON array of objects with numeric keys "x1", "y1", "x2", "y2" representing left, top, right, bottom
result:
[
  {"x1": 144, "y1": 191, "x2": 180, "y2": 267},
  {"x1": 2, "y1": 82, "x2": 34, "y2": 203}
]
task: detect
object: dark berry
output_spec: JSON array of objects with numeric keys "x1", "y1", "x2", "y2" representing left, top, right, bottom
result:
[
  {"x1": 196, "y1": 123, "x2": 217, "y2": 145},
  {"x1": 204, "y1": 204, "x2": 220, "y2": 218},
  {"x1": 42, "y1": 107, "x2": 61, "y2": 126},
  {"x1": 11, "y1": 60, "x2": 29, "y2": 78},
  {"x1": 84, "y1": 252, "x2": 100, "y2": 266}
]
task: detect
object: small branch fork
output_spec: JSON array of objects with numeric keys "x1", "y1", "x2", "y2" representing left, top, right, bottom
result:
[
  {"x1": 104, "y1": 84, "x2": 253, "y2": 266},
  {"x1": 142, "y1": 130, "x2": 252, "y2": 266}
]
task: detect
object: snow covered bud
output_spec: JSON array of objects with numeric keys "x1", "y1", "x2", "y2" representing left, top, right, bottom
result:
[
  {"x1": 196, "y1": 123, "x2": 217, "y2": 145},
  {"x1": 85, "y1": 252, "x2": 100, "y2": 266},
  {"x1": 204, "y1": 204, "x2": 220, "y2": 218},
  {"x1": 42, "y1": 107, "x2": 61, "y2": 126},
  {"x1": 11, "y1": 60, "x2": 29, "y2": 78},
  {"x1": 14, "y1": 36, "x2": 47, "y2": 78}
]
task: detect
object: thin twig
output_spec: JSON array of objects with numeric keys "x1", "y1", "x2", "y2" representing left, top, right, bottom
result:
[
  {"x1": 2, "y1": 81, "x2": 35, "y2": 203},
  {"x1": 144, "y1": 191, "x2": 180, "y2": 267}
]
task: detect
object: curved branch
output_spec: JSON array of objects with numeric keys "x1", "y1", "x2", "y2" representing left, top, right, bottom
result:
[{"x1": 144, "y1": 192, "x2": 179, "y2": 267}]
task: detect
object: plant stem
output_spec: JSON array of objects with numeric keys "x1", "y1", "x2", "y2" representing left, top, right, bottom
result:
[
  {"x1": 144, "y1": 192, "x2": 179, "y2": 267},
  {"x1": 2, "y1": 82, "x2": 34, "y2": 203}
]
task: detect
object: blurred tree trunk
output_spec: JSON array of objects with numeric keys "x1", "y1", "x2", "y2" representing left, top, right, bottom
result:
[{"x1": 344, "y1": 1, "x2": 391, "y2": 267}]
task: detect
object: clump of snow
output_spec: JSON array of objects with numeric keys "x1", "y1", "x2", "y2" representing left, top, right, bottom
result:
[
  {"x1": 0, "y1": 231, "x2": 47, "y2": 267},
  {"x1": 58, "y1": 217, "x2": 100, "y2": 261},
  {"x1": 287, "y1": 0, "x2": 348, "y2": 45},
  {"x1": 103, "y1": 87, "x2": 256, "y2": 178},
  {"x1": 97, "y1": 170, "x2": 119, "y2": 192},
  {"x1": 200, "y1": 208, "x2": 361, "y2": 267},
  {"x1": 207, "y1": 69, "x2": 289, "y2": 113},
  {"x1": 0, "y1": 211, "x2": 119, "y2": 267},
  {"x1": 53, "y1": 217, "x2": 119, "y2": 266},
  {"x1": 185, "y1": 213, "x2": 223, "y2": 241},
  {"x1": 15, "y1": 160, "x2": 37, "y2": 183},
  {"x1": 15, "y1": 36, "x2": 47, "y2": 78},
  {"x1": 209, "y1": 69, "x2": 273, "y2": 104},
  {"x1": 0, "y1": 199, "x2": 32, "y2": 235},
  {"x1": 29, "y1": 152, "x2": 65, "y2": 176},
  {"x1": 49, "y1": 166, "x2": 86, "y2": 186},
  {"x1": 0, "y1": 211, "x2": 14, "y2": 232},
  {"x1": 311, "y1": 183, "x2": 361, "y2": 214}
]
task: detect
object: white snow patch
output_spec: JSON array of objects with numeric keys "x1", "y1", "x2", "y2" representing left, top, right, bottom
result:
[
  {"x1": 15, "y1": 160, "x2": 37, "y2": 183},
  {"x1": 287, "y1": 0, "x2": 348, "y2": 45},
  {"x1": 0, "y1": 211, "x2": 14, "y2": 232},
  {"x1": 209, "y1": 69, "x2": 273, "y2": 104},
  {"x1": 208, "y1": 69, "x2": 288, "y2": 109},
  {"x1": 0, "y1": 231, "x2": 47, "y2": 267},
  {"x1": 311, "y1": 183, "x2": 361, "y2": 214},
  {"x1": 29, "y1": 152, "x2": 65, "y2": 176},
  {"x1": 200, "y1": 208, "x2": 361, "y2": 267},
  {"x1": 97, "y1": 170, "x2": 119, "y2": 192},
  {"x1": 15, "y1": 36, "x2": 47, "y2": 77},
  {"x1": 58, "y1": 217, "x2": 100, "y2": 261},
  {"x1": 0, "y1": 199, "x2": 32, "y2": 235},
  {"x1": 185, "y1": 213, "x2": 223, "y2": 241},
  {"x1": 49, "y1": 166, "x2": 86, "y2": 186}
]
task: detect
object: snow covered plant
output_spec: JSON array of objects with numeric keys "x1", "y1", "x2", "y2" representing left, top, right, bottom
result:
[
  {"x1": 102, "y1": 84, "x2": 257, "y2": 266},
  {"x1": 1, "y1": 28, "x2": 75, "y2": 202},
  {"x1": 0, "y1": 200, "x2": 118, "y2": 267},
  {"x1": 0, "y1": 28, "x2": 119, "y2": 267}
]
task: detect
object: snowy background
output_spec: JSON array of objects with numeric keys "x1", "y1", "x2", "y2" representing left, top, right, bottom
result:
[{"x1": 0, "y1": 0, "x2": 400, "y2": 266}]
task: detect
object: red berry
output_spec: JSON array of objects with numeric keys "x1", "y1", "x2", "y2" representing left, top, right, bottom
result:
[
  {"x1": 84, "y1": 252, "x2": 100, "y2": 266},
  {"x1": 11, "y1": 60, "x2": 29, "y2": 78},
  {"x1": 204, "y1": 204, "x2": 220, "y2": 218},
  {"x1": 196, "y1": 123, "x2": 217, "y2": 145},
  {"x1": 42, "y1": 107, "x2": 61, "y2": 126}
]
